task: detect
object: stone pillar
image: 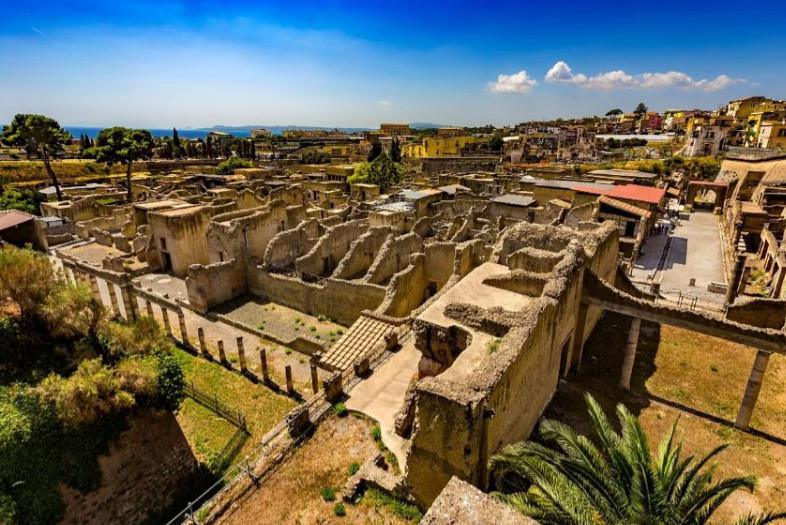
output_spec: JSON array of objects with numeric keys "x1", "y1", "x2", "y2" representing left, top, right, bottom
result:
[
  {"x1": 217, "y1": 340, "x2": 228, "y2": 366},
  {"x1": 310, "y1": 364, "x2": 319, "y2": 394},
  {"x1": 120, "y1": 284, "x2": 137, "y2": 321},
  {"x1": 735, "y1": 349, "x2": 771, "y2": 430},
  {"x1": 322, "y1": 372, "x2": 343, "y2": 403},
  {"x1": 88, "y1": 274, "x2": 101, "y2": 300},
  {"x1": 570, "y1": 303, "x2": 589, "y2": 374},
  {"x1": 619, "y1": 317, "x2": 641, "y2": 390},
  {"x1": 161, "y1": 307, "x2": 172, "y2": 336},
  {"x1": 145, "y1": 299, "x2": 154, "y2": 318},
  {"x1": 106, "y1": 283, "x2": 121, "y2": 318},
  {"x1": 285, "y1": 365, "x2": 294, "y2": 394},
  {"x1": 259, "y1": 348, "x2": 269, "y2": 382},
  {"x1": 726, "y1": 254, "x2": 746, "y2": 306},
  {"x1": 198, "y1": 327, "x2": 209, "y2": 357},
  {"x1": 177, "y1": 310, "x2": 189, "y2": 346},
  {"x1": 236, "y1": 337, "x2": 247, "y2": 373}
]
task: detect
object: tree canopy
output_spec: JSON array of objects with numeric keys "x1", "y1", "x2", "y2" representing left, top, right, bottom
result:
[
  {"x1": 348, "y1": 153, "x2": 404, "y2": 192},
  {"x1": 1, "y1": 114, "x2": 71, "y2": 200},
  {"x1": 0, "y1": 245, "x2": 185, "y2": 522},
  {"x1": 88, "y1": 127, "x2": 153, "y2": 201}
]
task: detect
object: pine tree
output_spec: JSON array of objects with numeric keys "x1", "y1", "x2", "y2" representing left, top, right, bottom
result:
[
  {"x1": 390, "y1": 138, "x2": 401, "y2": 162},
  {"x1": 172, "y1": 128, "x2": 181, "y2": 159}
]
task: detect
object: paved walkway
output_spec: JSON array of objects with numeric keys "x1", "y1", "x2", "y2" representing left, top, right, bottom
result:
[
  {"x1": 633, "y1": 210, "x2": 727, "y2": 306},
  {"x1": 346, "y1": 339, "x2": 420, "y2": 466}
]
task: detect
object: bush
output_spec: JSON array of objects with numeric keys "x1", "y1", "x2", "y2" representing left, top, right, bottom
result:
[
  {"x1": 215, "y1": 157, "x2": 251, "y2": 175},
  {"x1": 333, "y1": 502, "x2": 346, "y2": 516},
  {"x1": 154, "y1": 352, "x2": 185, "y2": 411},
  {"x1": 371, "y1": 424, "x2": 382, "y2": 441},
  {"x1": 98, "y1": 316, "x2": 170, "y2": 358},
  {"x1": 348, "y1": 462, "x2": 360, "y2": 476},
  {"x1": 333, "y1": 402, "x2": 348, "y2": 417},
  {"x1": 320, "y1": 486, "x2": 336, "y2": 502}
]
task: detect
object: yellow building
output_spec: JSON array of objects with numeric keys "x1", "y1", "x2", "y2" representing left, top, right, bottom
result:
[
  {"x1": 757, "y1": 120, "x2": 786, "y2": 150},
  {"x1": 725, "y1": 96, "x2": 786, "y2": 120},
  {"x1": 380, "y1": 123, "x2": 412, "y2": 136},
  {"x1": 403, "y1": 135, "x2": 477, "y2": 158}
]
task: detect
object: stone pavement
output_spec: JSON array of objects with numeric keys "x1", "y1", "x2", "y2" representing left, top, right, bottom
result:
[
  {"x1": 632, "y1": 210, "x2": 727, "y2": 307},
  {"x1": 346, "y1": 338, "x2": 420, "y2": 466}
]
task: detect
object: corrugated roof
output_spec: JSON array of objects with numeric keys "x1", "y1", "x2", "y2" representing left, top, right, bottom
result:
[
  {"x1": 0, "y1": 210, "x2": 35, "y2": 230},
  {"x1": 492, "y1": 193, "x2": 536, "y2": 207},
  {"x1": 588, "y1": 168, "x2": 659, "y2": 179},
  {"x1": 598, "y1": 195, "x2": 651, "y2": 218},
  {"x1": 574, "y1": 184, "x2": 666, "y2": 205}
]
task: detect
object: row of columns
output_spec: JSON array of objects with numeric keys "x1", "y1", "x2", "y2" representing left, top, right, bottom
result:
[
  {"x1": 65, "y1": 263, "x2": 327, "y2": 399},
  {"x1": 616, "y1": 314, "x2": 770, "y2": 431}
]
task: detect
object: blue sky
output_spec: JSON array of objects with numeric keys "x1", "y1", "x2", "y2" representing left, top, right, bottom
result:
[{"x1": 2, "y1": 0, "x2": 785, "y2": 128}]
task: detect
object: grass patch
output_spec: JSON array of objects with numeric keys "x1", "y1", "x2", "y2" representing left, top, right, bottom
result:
[
  {"x1": 172, "y1": 348, "x2": 296, "y2": 470},
  {"x1": 334, "y1": 402, "x2": 348, "y2": 417},
  {"x1": 333, "y1": 502, "x2": 346, "y2": 517},
  {"x1": 320, "y1": 486, "x2": 336, "y2": 502},
  {"x1": 348, "y1": 462, "x2": 360, "y2": 476},
  {"x1": 361, "y1": 488, "x2": 422, "y2": 522}
]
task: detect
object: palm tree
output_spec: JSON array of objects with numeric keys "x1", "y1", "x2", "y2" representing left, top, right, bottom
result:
[
  {"x1": 490, "y1": 394, "x2": 785, "y2": 525},
  {"x1": 2, "y1": 114, "x2": 71, "y2": 201}
]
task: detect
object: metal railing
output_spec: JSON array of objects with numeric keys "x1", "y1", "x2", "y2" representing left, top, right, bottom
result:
[{"x1": 184, "y1": 382, "x2": 248, "y2": 433}]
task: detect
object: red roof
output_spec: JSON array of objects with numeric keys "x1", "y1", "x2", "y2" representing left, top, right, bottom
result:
[
  {"x1": 0, "y1": 210, "x2": 34, "y2": 231},
  {"x1": 573, "y1": 184, "x2": 666, "y2": 205}
]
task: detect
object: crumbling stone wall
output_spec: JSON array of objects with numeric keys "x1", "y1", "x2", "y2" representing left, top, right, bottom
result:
[
  {"x1": 186, "y1": 257, "x2": 248, "y2": 313},
  {"x1": 248, "y1": 270, "x2": 386, "y2": 326},
  {"x1": 295, "y1": 219, "x2": 369, "y2": 277},
  {"x1": 726, "y1": 296, "x2": 786, "y2": 329},
  {"x1": 207, "y1": 201, "x2": 290, "y2": 263},
  {"x1": 332, "y1": 227, "x2": 393, "y2": 280},
  {"x1": 406, "y1": 222, "x2": 619, "y2": 506},
  {"x1": 366, "y1": 232, "x2": 424, "y2": 285},
  {"x1": 262, "y1": 219, "x2": 321, "y2": 269}
]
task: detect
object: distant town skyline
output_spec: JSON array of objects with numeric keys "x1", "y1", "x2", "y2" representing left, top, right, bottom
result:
[{"x1": 2, "y1": 0, "x2": 785, "y2": 128}]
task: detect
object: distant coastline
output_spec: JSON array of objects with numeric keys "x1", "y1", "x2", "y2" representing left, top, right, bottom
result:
[{"x1": 64, "y1": 125, "x2": 375, "y2": 139}]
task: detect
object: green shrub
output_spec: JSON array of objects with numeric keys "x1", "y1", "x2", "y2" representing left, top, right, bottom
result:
[
  {"x1": 371, "y1": 424, "x2": 382, "y2": 441},
  {"x1": 363, "y1": 488, "x2": 422, "y2": 522},
  {"x1": 348, "y1": 462, "x2": 360, "y2": 476},
  {"x1": 334, "y1": 402, "x2": 348, "y2": 417},
  {"x1": 333, "y1": 502, "x2": 346, "y2": 516},
  {"x1": 154, "y1": 352, "x2": 185, "y2": 411},
  {"x1": 320, "y1": 486, "x2": 336, "y2": 502},
  {"x1": 215, "y1": 157, "x2": 252, "y2": 175}
]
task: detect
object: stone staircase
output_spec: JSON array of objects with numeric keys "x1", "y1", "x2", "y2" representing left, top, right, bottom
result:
[{"x1": 320, "y1": 313, "x2": 397, "y2": 371}]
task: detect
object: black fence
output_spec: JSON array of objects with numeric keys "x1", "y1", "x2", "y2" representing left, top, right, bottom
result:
[{"x1": 184, "y1": 382, "x2": 248, "y2": 433}]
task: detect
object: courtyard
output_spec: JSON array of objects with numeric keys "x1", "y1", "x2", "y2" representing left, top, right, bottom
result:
[
  {"x1": 547, "y1": 312, "x2": 786, "y2": 521},
  {"x1": 632, "y1": 209, "x2": 727, "y2": 307}
]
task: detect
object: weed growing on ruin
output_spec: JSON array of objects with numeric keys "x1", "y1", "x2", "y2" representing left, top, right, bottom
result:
[
  {"x1": 371, "y1": 424, "x2": 382, "y2": 441},
  {"x1": 334, "y1": 402, "x2": 348, "y2": 417},
  {"x1": 309, "y1": 325, "x2": 317, "y2": 332},
  {"x1": 320, "y1": 486, "x2": 336, "y2": 502},
  {"x1": 362, "y1": 488, "x2": 422, "y2": 522},
  {"x1": 486, "y1": 338, "x2": 501, "y2": 354},
  {"x1": 348, "y1": 462, "x2": 360, "y2": 476},
  {"x1": 285, "y1": 348, "x2": 292, "y2": 355},
  {"x1": 333, "y1": 502, "x2": 346, "y2": 516}
]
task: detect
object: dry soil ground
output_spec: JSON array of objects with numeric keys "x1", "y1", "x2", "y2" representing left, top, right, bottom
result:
[
  {"x1": 545, "y1": 312, "x2": 786, "y2": 522},
  {"x1": 215, "y1": 414, "x2": 420, "y2": 525}
]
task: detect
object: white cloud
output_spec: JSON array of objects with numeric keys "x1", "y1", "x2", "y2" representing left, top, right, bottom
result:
[
  {"x1": 487, "y1": 70, "x2": 537, "y2": 94},
  {"x1": 544, "y1": 61, "x2": 743, "y2": 91},
  {"x1": 378, "y1": 100, "x2": 393, "y2": 107}
]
